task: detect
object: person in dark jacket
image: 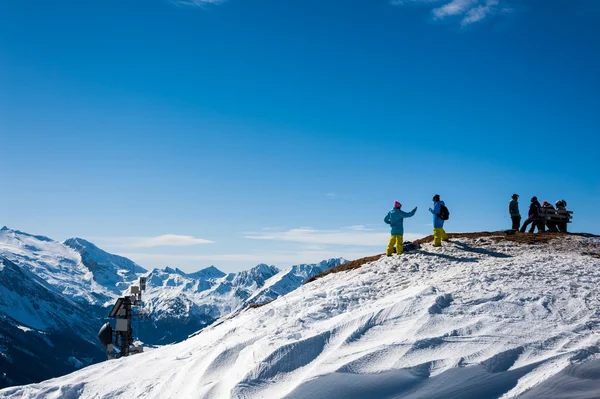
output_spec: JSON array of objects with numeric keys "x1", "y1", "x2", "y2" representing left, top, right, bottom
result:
[
  {"x1": 520, "y1": 196, "x2": 543, "y2": 233},
  {"x1": 556, "y1": 200, "x2": 569, "y2": 233},
  {"x1": 384, "y1": 201, "x2": 417, "y2": 256},
  {"x1": 509, "y1": 194, "x2": 521, "y2": 231},
  {"x1": 541, "y1": 201, "x2": 558, "y2": 232}
]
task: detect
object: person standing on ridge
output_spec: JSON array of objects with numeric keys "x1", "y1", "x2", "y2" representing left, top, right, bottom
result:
[
  {"x1": 429, "y1": 194, "x2": 449, "y2": 247},
  {"x1": 555, "y1": 200, "x2": 569, "y2": 233},
  {"x1": 509, "y1": 194, "x2": 521, "y2": 231},
  {"x1": 520, "y1": 196, "x2": 543, "y2": 233},
  {"x1": 384, "y1": 201, "x2": 417, "y2": 256}
]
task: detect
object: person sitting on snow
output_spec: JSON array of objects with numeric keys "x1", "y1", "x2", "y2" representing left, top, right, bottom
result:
[
  {"x1": 429, "y1": 194, "x2": 449, "y2": 247},
  {"x1": 541, "y1": 201, "x2": 559, "y2": 232},
  {"x1": 384, "y1": 201, "x2": 417, "y2": 256}
]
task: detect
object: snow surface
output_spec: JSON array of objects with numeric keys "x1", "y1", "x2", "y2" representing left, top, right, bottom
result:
[
  {"x1": 4, "y1": 234, "x2": 600, "y2": 398},
  {"x1": 0, "y1": 227, "x2": 109, "y2": 305},
  {"x1": 63, "y1": 238, "x2": 146, "y2": 295}
]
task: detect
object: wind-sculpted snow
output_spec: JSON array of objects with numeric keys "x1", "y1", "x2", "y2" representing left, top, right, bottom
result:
[{"x1": 4, "y1": 235, "x2": 600, "y2": 398}]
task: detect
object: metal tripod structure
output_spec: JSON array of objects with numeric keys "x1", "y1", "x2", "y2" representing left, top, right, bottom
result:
[{"x1": 98, "y1": 277, "x2": 147, "y2": 359}]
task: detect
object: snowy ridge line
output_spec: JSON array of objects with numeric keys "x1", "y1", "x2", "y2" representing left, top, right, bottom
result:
[
  {"x1": 306, "y1": 231, "x2": 600, "y2": 284},
  {"x1": 3, "y1": 234, "x2": 600, "y2": 398}
]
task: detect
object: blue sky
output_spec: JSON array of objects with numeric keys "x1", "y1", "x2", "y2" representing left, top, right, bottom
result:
[{"x1": 1, "y1": 0, "x2": 599, "y2": 273}]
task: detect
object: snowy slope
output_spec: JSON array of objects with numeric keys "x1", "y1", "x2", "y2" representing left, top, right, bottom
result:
[
  {"x1": 0, "y1": 227, "x2": 110, "y2": 305},
  {"x1": 63, "y1": 238, "x2": 146, "y2": 295},
  {"x1": 5, "y1": 234, "x2": 600, "y2": 399},
  {"x1": 0, "y1": 226, "x2": 344, "y2": 387},
  {"x1": 140, "y1": 260, "x2": 344, "y2": 344},
  {"x1": 0, "y1": 257, "x2": 105, "y2": 388},
  {"x1": 246, "y1": 258, "x2": 347, "y2": 306},
  {"x1": 0, "y1": 257, "x2": 94, "y2": 331},
  {"x1": 143, "y1": 264, "x2": 278, "y2": 320}
]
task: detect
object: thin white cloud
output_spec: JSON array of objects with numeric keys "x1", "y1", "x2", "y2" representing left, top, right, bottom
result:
[
  {"x1": 245, "y1": 228, "x2": 424, "y2": 246},
  {"x1": 433, "y1": 0, "x2": 477, "y2": 19},
  {"x1": 325, "y1": 193, "x2": 338, "y2": 199},
  {"x1": 173, "y1": 0, "x2": 506, "y2": 26},
  {"x1": 390, "y1": 0, "x2": 441, "y2": 4},
  {"x1": 93, "y1": 234, "x2": 214, "y2": 248},
  {"x1": 299, "y1": 244, "x2": 328, "y2": 251},
  {"x1": 461, "y1": 0, "x2": 499, "y2": 25},
  {"x1": 394, "y1": 0, "x2": 504, "y2": 25},
  {"x1": 345, "y1": 225, "x2": 376, "y2": 231},
  {"x1": 171, "y1": 0, "x2": 225, "y2": 6},
  {"x1": 119, "y1": 249, "x2": 373, "y2": 265},
  {"x1": 117, "y1": 229, "x2": 427, "y2": 271}
]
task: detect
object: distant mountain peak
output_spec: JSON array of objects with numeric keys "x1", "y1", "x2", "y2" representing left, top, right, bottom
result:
[
  {"x1": 0, "y1": 227, "x2": 54, "y2": 243},
  {"x1": 157, "y1": 265, "x2": 226, "y2": 280},
  {"x1": 251, "y1": 263, "x2": 278, "y2": 273},
  {"x1": 63, "y1": 236, "x2": 146, "y2": 294},
  {"x1": 187, "y1": 265, "x2": 226, "y2": 280},
  {"x1": 163, "y1": 266, "x2": 177, "y2": 274},
  {"x1": 63, "y1": 237, "x2": 93, "y2": 247}
]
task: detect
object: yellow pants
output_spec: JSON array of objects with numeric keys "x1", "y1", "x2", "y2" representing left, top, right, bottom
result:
[
  {"x1": 386, "y1": 235, "x2": 403, "y2": 255},
  {"x1": 433, "y1": 228, "x2": 448, "y2": 247}
]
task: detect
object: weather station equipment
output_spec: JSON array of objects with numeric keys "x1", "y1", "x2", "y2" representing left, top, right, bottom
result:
[{"x1": 98, "y1": 277, "x2": 147, "y2": 359}]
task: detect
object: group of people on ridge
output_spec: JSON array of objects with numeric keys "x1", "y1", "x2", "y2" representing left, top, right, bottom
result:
[
  {"x1": 509, "y1": 194, "x2": 569, "y2": 233},
  {"x1": 383, "y1": 194, "x2": 448, "y2": 256},
  {"x1": 384, "y1": 193, "x2": 571, "y2": 255}
]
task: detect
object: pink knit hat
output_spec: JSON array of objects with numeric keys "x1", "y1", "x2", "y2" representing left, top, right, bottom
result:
[{"x1": 394, "y1": 201, "x2": 401, "y2": 208}]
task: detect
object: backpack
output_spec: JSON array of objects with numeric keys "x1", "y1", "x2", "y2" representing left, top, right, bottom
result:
[
  {"x1": 438, "y1": 204, "x2": 450, "y2": 220},
  {"x1": 403, "y1": 241, "x2": 421, "y2": 252}
]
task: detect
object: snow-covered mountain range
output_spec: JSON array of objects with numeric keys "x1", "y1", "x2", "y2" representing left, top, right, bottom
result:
[
  {"x1": 4, "y1": 233, "x2": 600, "y2": 398},
  {"x1": 0, "y1": 226, "x2": 345, "y2": 388}
]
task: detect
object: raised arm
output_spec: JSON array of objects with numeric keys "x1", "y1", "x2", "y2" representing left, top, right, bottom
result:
[
  {"x1": 429, "y1": 203, "x2": 440, "y2": 215},
  {"x1": 400, "y1": 207, "x2": 417, "y2": 218}
]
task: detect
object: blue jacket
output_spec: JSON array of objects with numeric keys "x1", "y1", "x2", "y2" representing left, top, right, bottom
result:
[
  {"x1": 430, "y1": 200, "x2": 446, "y2": 228},
  {"x1": 384, "y1": 207, "x2": 417, "y2": 236}
]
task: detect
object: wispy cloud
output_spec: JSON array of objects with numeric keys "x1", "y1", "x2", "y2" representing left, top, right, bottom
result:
[
  {"x1": 174, "y1": 0, "x2": 506, "y2": 26},
  {"x1": 171, "y1": 0, "x2": 225, "y2": 6},
  {"x1": 325, "y1": 193, "x2": 338, "y2": 199},
  {"x1": 93, "y1": 234, "x2": 214, "y2": 248},
  {"x1": 394, "y1": 0, "x2": 505, "y2": 25},
  {"x1": 245, "y1": 228, "x2": 424, "y2": 246},
  {"x1": 120, "y1": 250, "x2": 366, "y2": 264},
  {"x1": 461, "y1": 0, "x2": 499, "y2": 25},
  {"x1": 345, "y1": 225, "x2": 375, "y2": 231},
  {"x1": 433, "y1": 0, "x2": 477, "y2": 19}
]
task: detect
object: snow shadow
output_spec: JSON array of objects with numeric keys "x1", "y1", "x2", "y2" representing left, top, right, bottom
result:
[
  {"x1": 451, "y1": 241, "x2": 512, "y2": 259},
  {"x1": 518, "y1": 358, "x2": 600, "y2": 399},
  {"x1": 417, "y1": 250, "x2": 479, "y2": 263},
  {"x1": 285, "y1": 361, "x2": 542, "y2": 399}
]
